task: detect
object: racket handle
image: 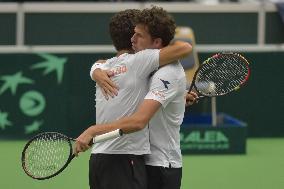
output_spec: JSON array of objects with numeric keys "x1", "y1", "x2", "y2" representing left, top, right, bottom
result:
[
  {"x1": 196, "y1": 95, "x2": 205, "y2": 100},
  {"x1": 92, "y1": 129, "x2": 123, "y2": 144}
]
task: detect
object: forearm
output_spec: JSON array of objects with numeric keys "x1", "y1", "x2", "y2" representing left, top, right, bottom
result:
[
  {"x1": 159, "y1": 40, "x2": 192, "y2": 66},
  {"x1": 87, "y1": 114, "x2": 148, "y2": 137},
  {"x1": 86, "y1": 100, "x2": 160, "y2": 137}
]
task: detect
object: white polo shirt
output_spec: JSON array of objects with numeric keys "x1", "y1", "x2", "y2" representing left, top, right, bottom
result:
[
  {"x1": 144, "y1": 62, "x2": 187, "y2": 168},
  {"x1": 91, "y1": 49, "x2": 160, "y2": 155}
]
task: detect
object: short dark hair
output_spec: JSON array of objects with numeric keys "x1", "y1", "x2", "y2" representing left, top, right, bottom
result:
[
  {"x1": 136, "y1": 6, "x2": 176, "y2": 47},
  {"x1": 109, "y1": 9, "x2": 140, "y2": 51}
]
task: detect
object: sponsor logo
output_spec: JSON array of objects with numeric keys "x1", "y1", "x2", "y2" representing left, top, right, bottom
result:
[
  {"x1": 159, "y1": 79, "x2": 170, "y2": 89},
  {"x1": 151, "y1": 90, "x2": 165, "y2": 100},
  {"x1": 180, "y1": 130, "x2": 230, "y2": 150}
]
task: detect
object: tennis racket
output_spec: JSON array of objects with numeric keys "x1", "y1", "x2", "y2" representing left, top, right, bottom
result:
[
  {"x1": 21, "y1": 129, "x2": 123, "y2": 180},
  {"x1": 188, "y1": 52, "x2": 250, "y2": 99}
]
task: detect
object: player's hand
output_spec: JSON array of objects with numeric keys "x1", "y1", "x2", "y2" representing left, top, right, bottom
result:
[
  {"x1": 93, "y1": 69, "x2": 118, "y2": 100},
  {"x1": 74, "y1": 131, "x2": 93, "y2": 156},
  {"x1": 185, "y1": 91, "x2": 198, "y2": 106}
]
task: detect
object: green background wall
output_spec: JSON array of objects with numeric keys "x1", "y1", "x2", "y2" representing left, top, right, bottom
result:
[
  {"x1": 0, "y1": 52, "x2": 283, "y2": 138},
  {"x1": 0, "y1": 53, "x2": 110, "y2": 139},
  {"x1": 0, "y1": 13, "x2": 16, "y2": 45},
  {"x1": 1, "y1": 12, "x2": 283, "y2": 45},
  {"x1": 0, "y1": 5, "x2": 283, "y2": 138},
  {"x1": 25, "y1": 13, "x2": 113, "y2": 45}
]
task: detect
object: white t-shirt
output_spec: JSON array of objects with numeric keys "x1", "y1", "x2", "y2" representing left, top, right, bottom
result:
[
  {"x1": 91, "y1": 49, "x2": 160, "y2": 155},
  {"x1": 144, "y1": 62, "x2": 186, "y2": 168}
]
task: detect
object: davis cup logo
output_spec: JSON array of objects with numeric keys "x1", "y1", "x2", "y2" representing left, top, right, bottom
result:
[{"x1": 0, "y1": 53, "x2": 68, "y2": 135}]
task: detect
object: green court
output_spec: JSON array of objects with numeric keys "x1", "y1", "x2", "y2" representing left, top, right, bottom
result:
[{"x1": 1, "y1": 138, "x2": 283, "y2": 189}]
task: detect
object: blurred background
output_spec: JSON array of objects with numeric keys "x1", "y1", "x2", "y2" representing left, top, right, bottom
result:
[{"x1": 0, "y1": 0, "x2": 283, "y2": 189}]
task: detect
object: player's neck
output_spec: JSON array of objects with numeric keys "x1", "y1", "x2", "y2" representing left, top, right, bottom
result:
[{"x1": 116, "y1": 49, "x2": 133, "y2": 57}]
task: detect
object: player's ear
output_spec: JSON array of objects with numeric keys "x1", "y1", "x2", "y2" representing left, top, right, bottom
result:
[{"x1": 153, "y1": 38, "x2": 163, "y2": 48}]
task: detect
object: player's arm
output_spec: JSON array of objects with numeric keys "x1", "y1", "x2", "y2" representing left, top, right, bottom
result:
[
  {"x1": 75, "y1": 69, "x2": 176, "y2": 155},
  {"x1": 90, "y1": 40, "x2": 191, "y2": 99},
  {"x1": 74, "y1": 99, "x2": 161, "y2": 155},
  {"x1": 159, "y1": 40, "x2": 192, "y2": 66},
  {"x1": 90, "y1": 99, "x2": 160, "y2": 134},
  {"x1": 90, "y1": 60, "x2": 118, "y2": 99}
]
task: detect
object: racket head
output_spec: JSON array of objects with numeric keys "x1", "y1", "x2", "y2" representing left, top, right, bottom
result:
[
  {"x1": 21, "y1": 132, "x2": 74, "y2": 180},
  {"x1": 192, "y1": 52, "x2": 250, "y2": 97}
]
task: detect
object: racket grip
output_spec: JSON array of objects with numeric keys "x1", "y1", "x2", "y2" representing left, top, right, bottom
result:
[
  {"x1": 196, "y1": 95, "x2": 205, "y2": 100},
  {"x1": 92, "y1": 129, "x2": 123, "y2": 144}
]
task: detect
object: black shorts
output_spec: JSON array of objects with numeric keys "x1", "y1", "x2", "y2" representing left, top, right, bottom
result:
[
  {"x1": 89, "y1": 153, "x2": 147, "y2": 189},
  {"x1": 146, "y1": 165, "x2": 182, "y2": 189}
]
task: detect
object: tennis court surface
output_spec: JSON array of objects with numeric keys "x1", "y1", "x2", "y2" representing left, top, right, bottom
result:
[{"x1": 1, "y1": 138, "x2": 283, "y2": 189}]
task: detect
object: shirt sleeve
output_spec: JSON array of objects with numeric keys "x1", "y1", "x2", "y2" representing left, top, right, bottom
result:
[
  {"x1": 144, "y1": 68, "x2": 178, "y2": 108},
  {"x1": 90, "y1": 62, "x2": 109, "y2": 81},
  {"x1": 133, "y1": 49, "x2": 160, "y2": 79}
]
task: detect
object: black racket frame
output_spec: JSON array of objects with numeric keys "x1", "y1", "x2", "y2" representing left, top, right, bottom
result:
[{"x1": 21, "y1": 132, "x2": 75, "y2": 180}]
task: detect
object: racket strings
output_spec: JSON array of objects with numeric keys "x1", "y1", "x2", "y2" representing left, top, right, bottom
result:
[
  {"x1": 196, "y1": 54, "x2": 249, "y2": 96},
  {"x1": 23, "y1": 133, "x2": 71, "y2": 178}
]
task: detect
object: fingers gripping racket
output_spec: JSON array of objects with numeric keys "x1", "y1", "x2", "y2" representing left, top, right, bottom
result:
[
  {"x1": 188, "y1": 52, "x2": 250, "y2": 99},
  {"x1": 21, "y1": 129, "x2": 123, "y2": 180}
]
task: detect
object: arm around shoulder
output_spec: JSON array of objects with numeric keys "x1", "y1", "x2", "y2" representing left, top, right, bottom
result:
[{"x1": 159, "y1": 40, "x2": 192, "y2": 66}]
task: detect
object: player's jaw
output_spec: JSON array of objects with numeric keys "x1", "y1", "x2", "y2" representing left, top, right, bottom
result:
[
  {"x1": 131, "y1": 38, "x2": 157, "y2": 53},
  {"x1": 131, "y1": 43, "x2": 138, "y2": 52}
]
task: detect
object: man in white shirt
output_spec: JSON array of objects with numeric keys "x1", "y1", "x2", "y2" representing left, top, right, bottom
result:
[{"x1": 74, "y1": 8, "x2": 192, "y2": 189}]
